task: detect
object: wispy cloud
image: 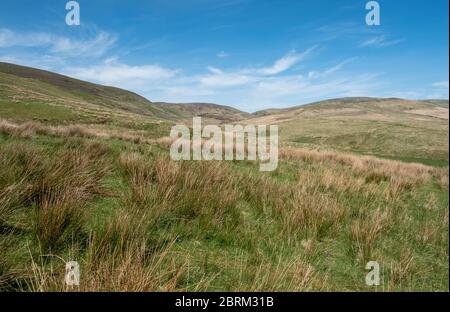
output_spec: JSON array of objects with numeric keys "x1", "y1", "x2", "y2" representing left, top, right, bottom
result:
[
  {"x1": 59, "y1": 45, "x2": 379, "y2": 110},
  {"x1": 433, "y1": 81, "x2": 449, "y2": 89},
  {"x1": 216, "y1": 51, "x2": 229, "y2": 58},
  {"x1": 59, "y1": 49, "x2": 384, "y2": 111},
  {"x1": 307, "y1": 58, "x2": 357, "y2": 79},
  {"x1": 3, "y1": 24, "x2": 435, "y2": 111},
  {"x1": 199, "y1": 68, "x2": 255, "y2": 88},
  {"x1": 194, "y1": 47, "x2": 317, "y2": 89},
  {"x1": 190, "y1": 54, "x2": 382, "y2": 110},
  {"x1": 315, "y1": 22, "x2": 377, "y2": 42},
  {"x1": 0, "y1": 55, "x2": 19, "y2": 64},
  {"x1": 64, "y1": 58, "x2": 177, "y2": 88},
  {"x1": 388, "y1": 80, "x2": 450, "y2": 100},
  {"x1": 359, "y1": 35, "x2": 405, "y2": 48},
  {"x1": 252, "y1": 74, "x2": 383, "y2": 107},
  {"x1": 0, "y1": 28, "x2": 116, "y2": 57},
  {"x1": 428, "y1": 81, "x2": 450, "y2": 99},
  {"x1": 0, "y1": 53, "x2": 67, "y2": 71},
  {"x1": 249, "y1": 47, "x2": 316, "y2": 75}
]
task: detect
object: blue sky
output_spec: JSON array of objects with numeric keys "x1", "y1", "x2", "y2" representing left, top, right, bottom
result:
[{"x1": 0, "y1": 0, "x2": 448, "y2": 112}]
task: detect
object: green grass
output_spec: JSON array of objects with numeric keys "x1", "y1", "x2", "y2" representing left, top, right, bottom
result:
[
  {"x1": 0, "y1": 65, "x2": 448, "y2": 291},
  {"x1": 372, "y1": 155, "x2": 449, "y2": 167},
  {"x1": 0, "y1": 128, "x2": 448, "y2": 291},
  {"x1": 0, "y1": 101, "x2": 76, "y2": 123},
  {"x1": 283, "y1": 119, "x2": 449, "y2": 167}
]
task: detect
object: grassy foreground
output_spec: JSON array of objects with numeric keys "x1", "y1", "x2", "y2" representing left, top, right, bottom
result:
[{"x1": 0, "y1": 120, "x2": 448, "y2": 291}]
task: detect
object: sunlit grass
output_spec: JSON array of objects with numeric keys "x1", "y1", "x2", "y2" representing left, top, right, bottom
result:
[{"x1": 0, "y1": 122, "x2": 448, "y2": 291}]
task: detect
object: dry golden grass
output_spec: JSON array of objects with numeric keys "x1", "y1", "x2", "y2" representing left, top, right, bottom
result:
[
  {"x1": 281, "y1": 147, "x2": 448, "y2": 190},
  {"x1": 32, "y1": 187, "x2": 87, "y2": 251},
  {"x1": 286, "y1": 188, "x2": 344, "y2": 236},
  {"x1": 242, "y1": 258, "x2": 328, "y2": 291},
  {"x1": 29, "y1": 236, "x2": 186, "y2": 292},
  {"x1": 0, "y1": 182, "x2": 26, "y2": 224},
  {"x1": 119, "y1": 153, "x2": 240, "y2": 227},
  {"x1": 350, "y1": 209, "x2": 390, "y2": 262},
  {"x1": 239, "y1": 172, "x2": 344, "y2": 237},
  {"x1": 0, "y1": 119, "x2": 147, "y2": 145},
  {"x1": 0, "y1": 142, "x2": 109, "y2": 250}
]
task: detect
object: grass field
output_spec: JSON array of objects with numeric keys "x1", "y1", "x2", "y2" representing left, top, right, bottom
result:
[
  {"x1": 0, "y1": 63, "x2": 448, "y2": 292},
  {"x1": 0, "y1": 120, "x2": 448, "y2": 291},
  {"x1": 244, "y1": 98, "x2": 449, "y2": 167}
]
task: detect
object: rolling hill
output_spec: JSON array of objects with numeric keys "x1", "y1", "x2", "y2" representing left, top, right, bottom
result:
[
  {"x1": 0, "y1": 62, "x2": 448, "y2": 165},
  {"x1": 247, "y1": 97, "x2": 449, "y2": 166},
  {"x1": 0, "y1": 62, "x2": 250, "y2": 126},
  {"x1": 0, "y1": 62, "x2": 448, "y2": 292}
]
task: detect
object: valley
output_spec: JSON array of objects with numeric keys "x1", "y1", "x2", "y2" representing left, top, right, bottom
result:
[{"x1": 0, "y1": 62, "x2": 448, "y2": 291}]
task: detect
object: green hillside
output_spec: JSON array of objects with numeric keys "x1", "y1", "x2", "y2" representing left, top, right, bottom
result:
[
  {"x1": 0, "y1": 62, "x2": 250, "y2": 127},
  {"x1": 0, "y1": 63, "x2": 448, "y2": 292},
  {"x1": 247, "y1": 97, "x2": 449, "y2": 166}
]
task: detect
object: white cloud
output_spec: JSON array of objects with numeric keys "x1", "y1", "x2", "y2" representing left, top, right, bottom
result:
[
  {"x1": 316, "y1": 22, "x2": 377, "y2": 42},
  {"x1": 58, "y1": 50, "x2": 383, "y2": 111},
  {"x1": 252, "y1": 73, "x2": 382, "y2": 102},
  {"x1": 0, "y1": 55, "x2": 19, "y2": 64},
  {"x1": 51, "y1": 32, "x2": 116, "y2": 56},
  {"x1": 308, "y1": 58, "x2": 356, "y2": 79},
  {"x1": 207, "y1": 66, "x2": 224, "y2": 74},
  {"x1": 0, "y1": 53, "x2": 67, "y2": 71},
  {"x1": 1, "y1": 38, "x2": 399, "y2": 111},
  {"x1": 64, "y1": 58, "x2": 178, "y2": 88},
  {"x1": 433, "y1": 81, "x2": 449, "y2": 89},
  {"x1": 0, "y1": 28, "x2": 116, "y2": 57},
  {"x1": 384, "y1": 87, "x2": 449, "y2": 101},
  {"x1": 0, "y1": 29, "x2": 14, "y2": 47},
  {"x1": 194, "y1": 47, "x2": 317, "y2": 89},
  {"x1": 249, "y1": 47, "x2": 316, "y2": 75},
  {"x1": 359, "y1": 35, "x2": 404, "y2": 48},
  {"x1": 217, "y1": 51, "x2": 229, "y2": 58},
  {"x1": 168, "y1": 56, "x2": 381, "y2": 110},
  {"x1": 199, "y1": 71, "x2": 255, "y2": 88},
  {"x1": 427, "y1": 81, "x2": 450, "y2": 99},
  {"x1": 161, "y1": 86, "x2": 214, "y2": 98}
]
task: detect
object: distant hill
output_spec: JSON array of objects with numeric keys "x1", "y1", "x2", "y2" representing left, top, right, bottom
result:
[
  {"x1": 246, "y1": 97, "x2": 449, "y2": 166},
  {"x1": 0, "y1": 62, "x2": 250, "y2": 125},
  {"x1": 250, "y1": 97, "x2": 449, "y2": 123},
  {"x1": 0, "y1": 62, "x2": 448, "y2": 165}
]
